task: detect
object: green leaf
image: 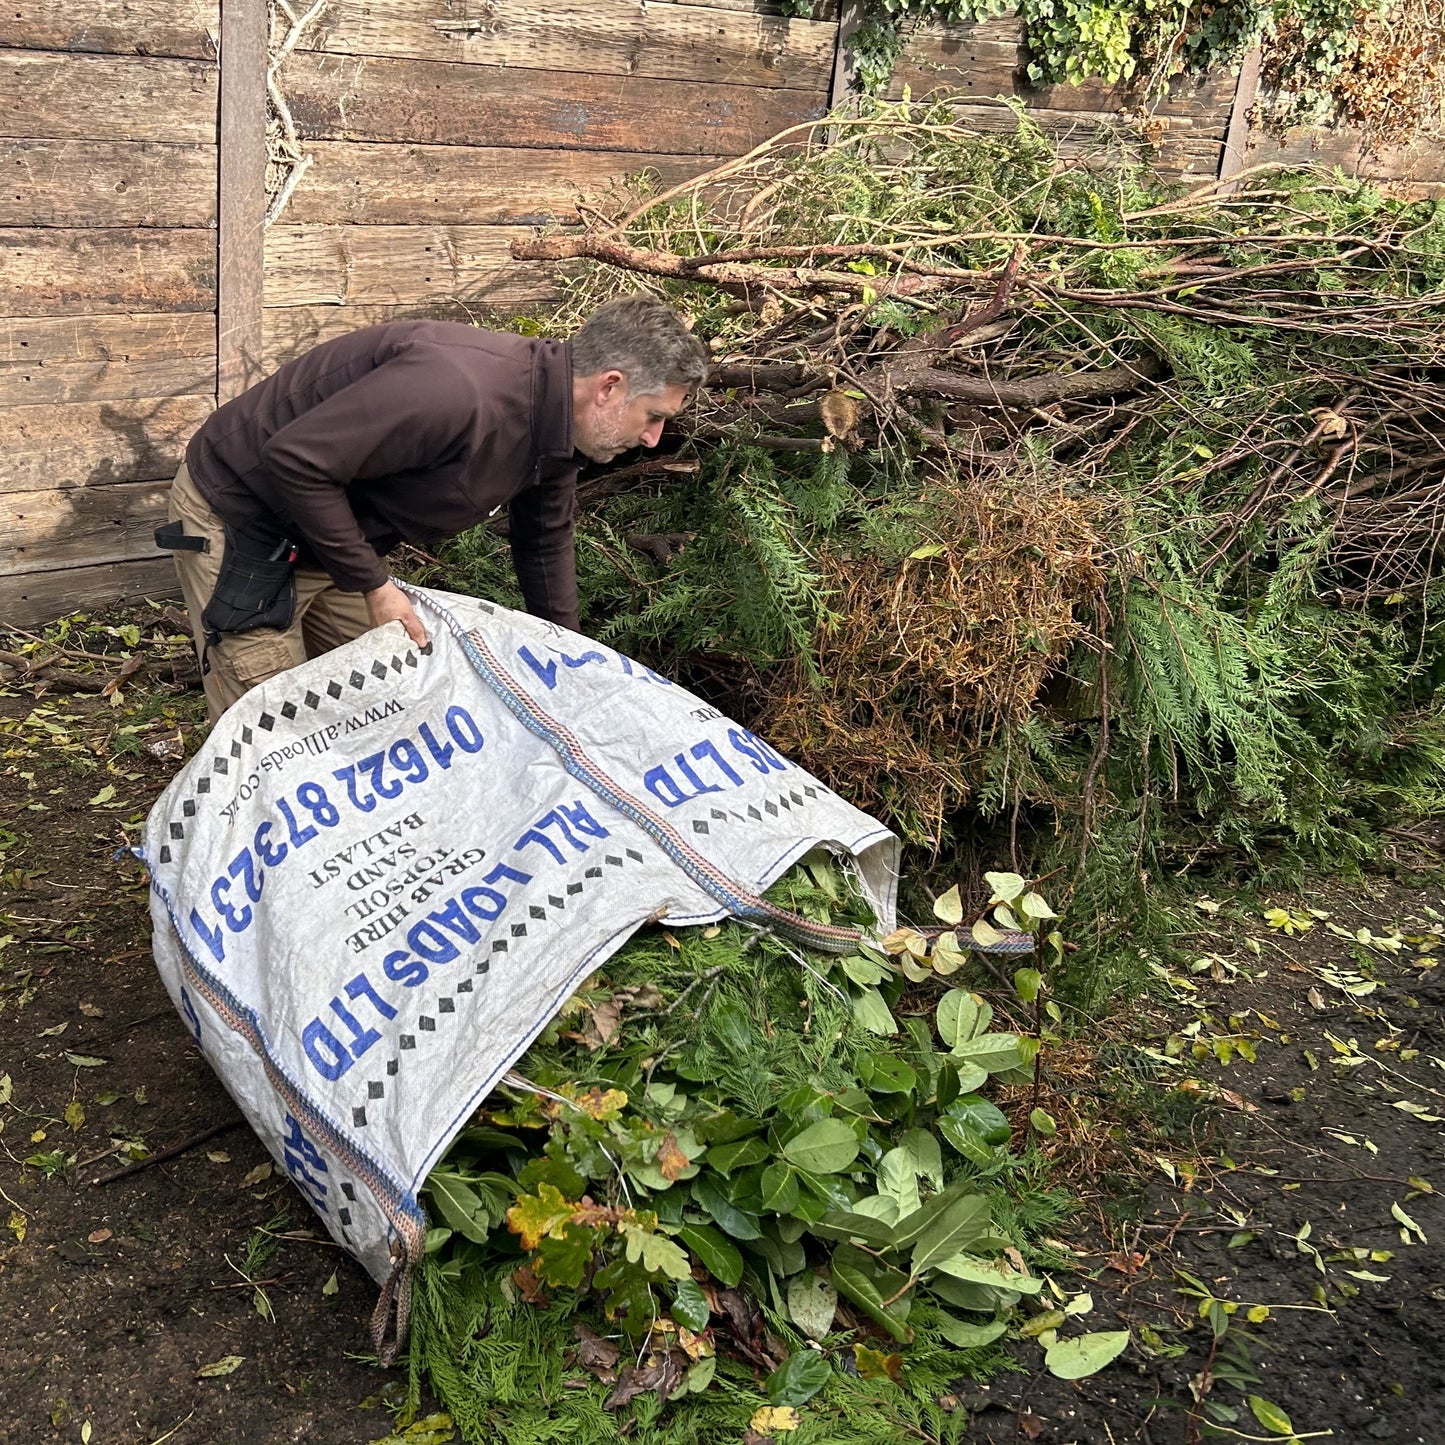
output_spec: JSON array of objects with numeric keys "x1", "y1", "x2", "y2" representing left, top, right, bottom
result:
[
  {"x1": 929, "y1": 1274, "x2": 1018, "y2": 1312},
  {"x1": 1017, "y1": 891, "x2": 1057, "y2": 923},
  {"x1": 938, "y1": 1114, "x2": 997, "y2": 1167},
  {"x1": 947, "y1": 1095, "x2": 1012, "y2": 1146},
  {"x1": 787, "y1": 1270, "x2": 838, "y2": 1340},
  {"x1": 909, "y1": 542, "x2": 947, "y2": 560},
  {"x1": 936, "y1": 989, "x2": 982, "y2": 1048},
  {"x1": 900, "y1": 1128, "x2": 944, "y2": 1189},
  {"x1": 690, "y1": 1174, "x2": 762, "y2": 1240},
  {"x1": 426, "y1": 1171, "x2": 493, "y2": 1243},
  {"x1": 937, "y1": 1315, "x2": 1007, "y2": 1348},
  {"x1": 88, "y1": 784, "x2": 116, "y2": 806},
  {"x1": 810, "y1": 1209, "x2": 899, "y2": 1248},
  {"x1": 760, "y1": 1161, "x2": 800, "y2": 1215},
  {"x1": 671, "y1": 1277, "x2": 711, "y2": 1331},
  {"x1": 891, "y1": 1178, "x2": 975, "y2": 1250},
  {"x1": 932, "y1": 884, "x2": 964, "y2": 925},
  {"x1": 677, "y1": 1223, "x2": 743, "y2": 1287},
  {"x1": 1030, "y1": 1108, "x2": 1058, "y2": 1137},
  {"x1": 859, "y1": 1053, "x2": 917, "y2": 1095},
  {"x1": 1013, "y1": 967, "x2": 1042, "y2": 1003},
  {"x1": 533, "y1": 1226, "x2": 595, "y2": 1287},
  {"x1": 877, "y1": 1148, "x2": 922, "y2": 1217},
  {"x1": 983, "y1": 871, "x2": 1027, "y2": 904},
  {"x1": 950, "y1": 1033, "x2": 1026, "y2": 1073},
  {"x1": 910, "y1": 1193, "x2": 990, "y2": 1273},
  {"x1": 1247, "y1": 1396, "x2": 1296, "y2": 1436},
  {"x1": 830, "y1": 1244, "x2": 913, "y2": 1343},
  {"x1": 841, "y1": 953, "x2": 889, "y2": 987},
  {"x1": 852, "y1": 986, "x2": 898, "y2": 1036},
  {"x1": 765, "y1": 1349, "x2": 832, "y2": 1406},
  {"x1": 706, "y1": 1136, "x2": 771, "y2": 1175},
  {"x1": 782, "y1": 1119, "x2": 860, "y2": 1175},
  {"x1": 682, "y1": 1355, "x2": 716, "y2": 1394},
  {"x1": 1044, "y1": 1330, "x2": 1130, "y2": 1379},
  {"x1": 622, "y1": 1220, "x2": 692, "y2": 1280},
  {"x1": 932, "y1": 1253, "x2": 1043, "y2": 1295}
]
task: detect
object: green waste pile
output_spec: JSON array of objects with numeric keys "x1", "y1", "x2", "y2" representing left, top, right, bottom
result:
[
  {"x1": 430, "y1": 100, "x2": 1445, "y2": 917},
  {"x1": 405, "y1": 865, "x2": 1111, "y2": 1442}
]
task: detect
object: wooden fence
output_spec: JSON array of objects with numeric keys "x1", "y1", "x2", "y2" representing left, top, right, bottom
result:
[{"x1": 1, "y1": 2, "x2": 1440, "y2": 627}]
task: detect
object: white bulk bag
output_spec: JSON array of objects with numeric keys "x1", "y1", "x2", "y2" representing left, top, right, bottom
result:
[{"x1": 142, "y1": 585, "x2": 898, "y2": 1355}]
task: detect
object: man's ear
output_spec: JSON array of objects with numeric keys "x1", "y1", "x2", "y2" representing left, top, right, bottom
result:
[{"x1": 593, "y1": 369, "x2": 628, "y2": 407}]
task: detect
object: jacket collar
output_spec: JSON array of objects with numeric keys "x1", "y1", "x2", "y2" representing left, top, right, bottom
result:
[{"x1": 532, "y1": 339, "x2": 574, "y2": 460}]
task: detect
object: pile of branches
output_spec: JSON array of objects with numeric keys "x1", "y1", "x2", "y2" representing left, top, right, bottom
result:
[{"x1": 440, "y1": 100, "x2": 1445, "y2": 869}]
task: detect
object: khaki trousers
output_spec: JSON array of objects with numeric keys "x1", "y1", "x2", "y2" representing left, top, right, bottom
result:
[{"x1": 168, "y1": 462, "x2": 374, "y2": 722}]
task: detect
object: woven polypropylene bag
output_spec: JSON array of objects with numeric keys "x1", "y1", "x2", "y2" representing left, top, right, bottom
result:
[{"x1": 142, "y1": 586, "x2": 898, "y2": 1354}]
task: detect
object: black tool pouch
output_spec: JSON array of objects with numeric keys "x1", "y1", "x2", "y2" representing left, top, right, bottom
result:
[{"x1": 200, "y1": 525, "x2": 298, "y2": 639}]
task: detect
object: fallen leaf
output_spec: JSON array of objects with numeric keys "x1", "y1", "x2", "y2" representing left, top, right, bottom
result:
[
  {"x1": 321, "y1": 1270, "x2": 339, "y2": 1296},
  {"x1": 604, "y1": 1351, "x2": 687, "y2": 1410},
  {"x1": 196, "y1": 1355, "x2": 245, "y2": 1378},
  {"x1": 206, "y1": 1150, "x2": 231, "y2": 1163},
  {"x1": 65, "y1": 1055, "x2": 107, "y2": 1068},
  {"x1": 7, "y1": 1211, "x2": 25, "y2": 1243},
  {"x1": 583, "y1": 998, "x2": 622, "y2": 1051},
  {"x1": 503, "y1": 1261, "x2": 545, "y2": 1308},
  {"x1": 656, "y1": 1132, "x2": 691, "y2": 1182},
  {"x1": 87, "y1": 784, "x2": 116, "y2": 806},
  {"x1": 64, "y1": 1101, "x2": 85, "y2": 1132},
  {"x1": 39, "y1": 1021, "x2": 68, "y2": 1037},
  {"x1": 573, "y1": 1322, "x2": 621, "y2": 1384},
  {"x1": 87, "y1": 1228, "x2": 112, "y2": 1244},
  {"x1": 749, "y1": 1405, "x2": 801, "y2": 1434},
  {"x1": 239, "y1": 1162, "x2": 273, "y2": 1188},
  {"x1": 853, "y1": 1343, "x2": 904, "y2": 1382},
  {"x1": 78, "y1": 1002, "x2": 103, "y2": 1019}
]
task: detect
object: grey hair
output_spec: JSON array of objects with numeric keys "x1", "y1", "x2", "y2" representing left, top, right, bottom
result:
[{"x1": 570, "y1": 294, "x2": 708, "y2": 397}]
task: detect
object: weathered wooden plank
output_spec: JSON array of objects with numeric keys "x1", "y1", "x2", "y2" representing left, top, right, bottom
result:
[
  {"x1": 282, "y1": 52, "x2": 827, "y2": 156},
  {"x1": 0, "y1": 0, "x2": 218, "y2": 59},
  {"x1": 938, "y1": 101, "x2": 1202, "y2": 139},
  {"x1": 285, "y1": 141, "x2": 717, "y2": 225},
  {"x1": 0, "y1": 311, "x2": 214, "y2": 365},
  {"x1": 0, "y1": 556, "x2": 179, "y2": 627},
  {"x1": 672, "y1": 0, "x2": 837, "y2": 18},
  {"x1": 2, "y1": 479, "x2": 171, "y2": 574},
  {"x1": 298, "y1": 0, "x2": 835, "y2": 92},
  {"x1": 0, "y1": 312, "x2": 216, "y2": 404},
  {"x1": 0, "y1": 227, "x2": 215, "y2": 316},
  {"x1": 2, "y1": 53, "x2": 218, "y2": 143},
  {"x1": 218, "y1": 0, "x2": 268, "y2": 401},
  {"x1": 1244, "y1": 125, "x2": 1445, "y2": 184},
  {"x1": 0, "y1": 139, "x2": 216, "y2": 226},
  {"x1": 0, "y1": 394, "x2": 213, "y2": 494},
  {"x1": 890, "y1": 30, "x2": 1234, "y2": 120},
  {"x1": 0, "y1": 352, "x2": 214, "y2": 407},
  {"x1": 263, "y1": 300, "x2": 513, "y2": 367},
  {"x1": 1218, "y1": 48, "x2": 1261, "y2": 182},
  {"x1": 264, "y1": 224, "x2": 566, "y2": 308}
]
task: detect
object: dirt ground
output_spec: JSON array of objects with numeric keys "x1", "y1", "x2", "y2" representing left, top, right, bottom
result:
[
  {"x1": 1, "y1": 610, "x2": 1442, "y2": 1445},
  {"x1": 970, "y1": 870, "x2": 1445, "y2": 1444}
]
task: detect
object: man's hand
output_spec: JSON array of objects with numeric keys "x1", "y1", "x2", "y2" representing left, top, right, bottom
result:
[{"x1": 364, "y1": 580, "x2": 429, "y2": 648}]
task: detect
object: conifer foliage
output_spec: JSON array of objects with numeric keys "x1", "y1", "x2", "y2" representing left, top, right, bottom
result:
[{"x1": 432, "y1": 101, "x2": 1445, "y2": 876}]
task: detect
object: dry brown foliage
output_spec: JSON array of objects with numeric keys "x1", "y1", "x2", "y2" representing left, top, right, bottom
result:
[{"x1": 759, "y1": 470, "x2": 1104, "y2": 842}]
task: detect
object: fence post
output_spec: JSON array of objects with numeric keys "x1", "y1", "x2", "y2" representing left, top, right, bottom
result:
[
  {"x1": 829, "y1": 0, "x2": 864, "y2": 114},
  {"x1": 1217, "y1": 47, "x2": 1261, "y2": 190},
  {"x1": 217, "y1": 0, "x2": 269, "y2": 402}
]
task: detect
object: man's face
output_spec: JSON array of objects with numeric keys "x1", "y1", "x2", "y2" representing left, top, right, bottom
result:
[{"x1": 574, "y1": 372, "x2": 690, "y2": 464}]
